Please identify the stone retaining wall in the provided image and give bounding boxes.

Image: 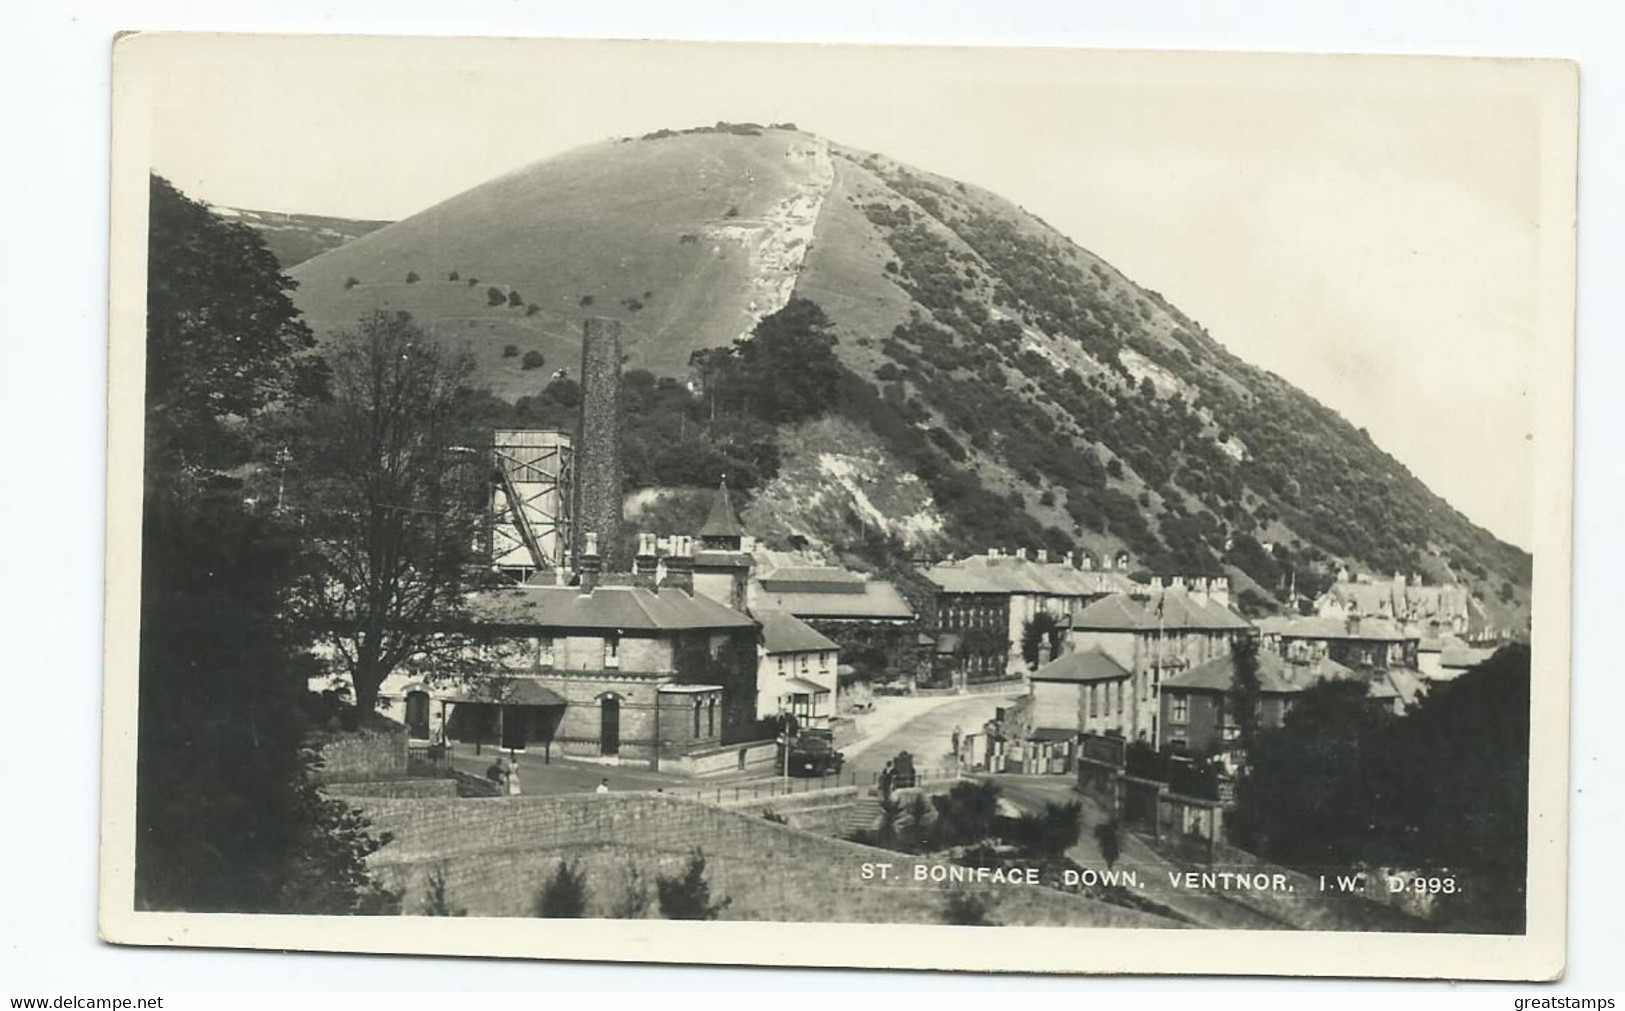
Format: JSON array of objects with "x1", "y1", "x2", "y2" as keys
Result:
[{"x1": 356, "y1": 792, "x2": 1175, "y2": 928}]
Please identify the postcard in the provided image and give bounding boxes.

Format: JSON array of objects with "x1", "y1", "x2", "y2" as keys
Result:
[{"x1": 101, "y1": 32, "x2": 1576, "y2": 979}]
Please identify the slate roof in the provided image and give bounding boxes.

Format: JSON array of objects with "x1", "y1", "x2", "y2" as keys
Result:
[
  {"x1": 1320, "y1": 578, "x2": 1471, "y2": 619},
  {"x1": 920, "y1": 556, "x2": 1139, "y2": 597},
  {"x1": 1071, "y1": 590, "x2": 1252, "y2": 633},
  {"x1": 699, "y1": 480, "x2": 746, "y2": 540},
  {"x1": 754, "y1": 609, "x2": 840, "y2": 654},
  {"x1": 1029, "y1": 647, "x2": 1133, "y2": 683},
  {"x1": 1164, "y1": 650, "x2": 1358, "y2": 694},
  {"x1": 757, "y1": 566, "x2": 867, "y2": 594},
  {"x1": 1267, "y1": 614, "x2": 1416, "y2": 642},
  {"x1": 469, "y1": 584, "x2": 757, "y2": 632},
  {"x1": 750, "y1": 575, "x2": 915, "y2": 621}
]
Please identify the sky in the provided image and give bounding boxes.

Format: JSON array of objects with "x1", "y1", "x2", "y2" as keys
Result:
[{"x1": 132, "y1": 34, "x2": 1554, "y2": 549}]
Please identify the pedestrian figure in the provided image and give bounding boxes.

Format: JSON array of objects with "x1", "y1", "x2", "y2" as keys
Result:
[
  {"x1": 506, "y1": 761, "x2": 523, "y2": 796},
  {"x1": 595, "y1": 777, "x2": 611, "y2": 795},
  {"x1": 486, "y1": 758, "x2": 508, "y2": 788},
  {"x1": 879, "y1": 760, "x2": 895, "y2": 798},
  {"x1": 951, "y1": 724, "x2": 963, "y2": 759}
]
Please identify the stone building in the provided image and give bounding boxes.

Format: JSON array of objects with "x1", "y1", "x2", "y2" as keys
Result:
[
  {"x1": 1314, "y1": 570, "x2": 1487, "y2": 640},
  {"x1": 918, "y1": 548, "x2": 1142, "y2": 681},
  {"x1": 1257, "y1": 613, "x2": 1421, "y2": 672},
  {"x1": 1026, "y1": 647, "x2": 1134, "y2": 739},
  {"x1": 752, "y1": 608, "x2": 840, "y2": 727},
  {"x1": 1065, "y1": 585, "x2": 1253, "y2": 744},
  {"x1": 362, "y1": 536, "x2": 762, "y2": 769}
]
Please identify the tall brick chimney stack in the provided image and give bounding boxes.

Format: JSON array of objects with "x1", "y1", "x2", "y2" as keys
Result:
[{"x1": 575, "y1": 318, "x2": 625, "y2": 571}]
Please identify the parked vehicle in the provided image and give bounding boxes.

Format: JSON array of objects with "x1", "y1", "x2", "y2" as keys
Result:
[{"x1": 780, "y1": 728, "x2": 845, "y2": 777}]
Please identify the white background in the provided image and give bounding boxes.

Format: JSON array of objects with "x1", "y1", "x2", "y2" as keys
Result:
[{"x1": 2, "y1": 0, "x2": 1618, "y2": 993}]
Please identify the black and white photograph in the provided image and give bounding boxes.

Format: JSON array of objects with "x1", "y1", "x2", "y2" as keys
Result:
[{"x1": 99, "y1": 33, "x2": 1576, "y2": 978}]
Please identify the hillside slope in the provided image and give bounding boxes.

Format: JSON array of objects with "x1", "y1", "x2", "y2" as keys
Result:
[
  {"x1": 286, "y1": 124, "x2": 1531, "y2": 619},
  {"x1": 214, "y1": 206, "x2": 391, "y2": 268}
]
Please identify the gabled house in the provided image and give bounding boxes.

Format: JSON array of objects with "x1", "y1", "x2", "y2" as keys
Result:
[
  {"x1": 918, "y1": 548, "x2": 1140, "y2": 680},
  {"x1": 1027, "y1": 647, "x2": 1134, "y2": 739},
  {"x1": 753, "y1": 608, "x2": 841, "y2": 727},
  {"x1": 1066, "y1": 586, "x2": 1254, "y2": 744}
]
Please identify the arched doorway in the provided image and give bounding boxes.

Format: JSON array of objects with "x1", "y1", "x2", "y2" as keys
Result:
[{"x1": 599, "y1": 695, "x2": 620, "y2": 756}]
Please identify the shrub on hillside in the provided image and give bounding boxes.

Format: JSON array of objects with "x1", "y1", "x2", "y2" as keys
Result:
[
  {"x1": 521, "y1": 351, "x2": 545, "y2": 371},
  {"x1": 534, "y1": 858, "x2": 588, "y2": 918},
  {"x1": 579, "y1": 295, "x2": 595, "y2": 307},
  {"x1": 656, "y1": 848, "x2": 730, "y2": 920},
  {"x1": 448, "y1": 270, "x2": 460, "y2": 281},
  {"x1": 525, "y1": 303, "x2": 540, "y2": 317},
  {"x1": 508, "y1": 289, "x2": 524, "y2": 308},
  {"x1": 501, "y1": 345, "x2": 519, "y2": 359},
  {"x1": 405, "y1": 271, "x2": 419, "y2": 284},
  {"x1": 343, "y1": 277, "x2": 359, "y2": 290},
  {"x1": 486, "y1": 286, "x2": 505, "y2": 307}
]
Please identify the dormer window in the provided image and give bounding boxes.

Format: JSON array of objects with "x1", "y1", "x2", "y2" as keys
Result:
[{"x1": 604, "y1": 634, "x2": 621, "y2": 669}]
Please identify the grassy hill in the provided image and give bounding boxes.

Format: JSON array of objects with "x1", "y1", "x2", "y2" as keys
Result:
[
  {"x1": 285, "y1": 124, "x2": 1532, "y2": 620},
  {"x1": 214, "y1": 206, "x2": 391, "y2": 268}
]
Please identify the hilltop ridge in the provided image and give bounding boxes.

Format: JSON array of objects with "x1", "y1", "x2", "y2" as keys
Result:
[{"x1": 285, "y1": 123, "x2": 1531, "y2": 625}]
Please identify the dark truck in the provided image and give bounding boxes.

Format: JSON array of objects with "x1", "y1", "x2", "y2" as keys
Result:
[{"x1": 779, "y1": 727, "x2": 845, "y2": 778}]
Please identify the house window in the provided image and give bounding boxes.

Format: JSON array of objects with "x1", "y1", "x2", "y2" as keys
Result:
[
  {"x1": 777, "y1": 656, "x2": 785, "y2": 674},
  {"x1": 1089, "y1": 684, "x2": 1098, "y2": 717},
  {"x1": 1116, "y1": 681, "x2": 1125, "y2": 716},
  {"x1": 693, "y1": 699, "x2": 702, "y2": 737},
  {"x1": 1170, "y1": 693, "x2": 1189, "y2": 725},
  {"x1": 604, "y1": 634, "x2": 620, "y2": 669},
  {"x1": 707, "y1": 697, "x2": 717, "y2": 736},
  {"x1": 538, "y1": 637, "x2": 555, "y2": 668}
]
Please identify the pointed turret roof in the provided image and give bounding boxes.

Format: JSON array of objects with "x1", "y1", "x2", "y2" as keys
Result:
[{"x1": 699, "y1": 478, "x2": 746, "y2": 541}]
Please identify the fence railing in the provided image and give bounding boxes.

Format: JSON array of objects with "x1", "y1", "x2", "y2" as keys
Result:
[{"x1": 681, "y1": 765, "x2": 964, "y2": 806}]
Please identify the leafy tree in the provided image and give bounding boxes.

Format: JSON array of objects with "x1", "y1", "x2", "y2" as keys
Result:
[
  {"x1": 502, "y1": 344, "x2": 520, "y2": 358},
  {"x1": 418, "y1": 864, "x2": 466, "y2": 916},
  {"x1": 1020, "y1": 611, "x2": 1065, "y2": 668},
  {"x1": 657, "y1": 848, "x2": 731, "y2": 920},
  {"x1": 448, "y1": 270, "x2": 460, "y2": 281},
  {"x1": 137, "y1": 174, "x2": 392, "y2": 914},
  {"x1": 1234, "y1": 679, "x2": 1393, "y2": 868},
  {"x1": 284, "y1": 311, "x2": 486, "y2": 717},
  {"x1": 486, "y1": 286, "x2": 505, "y2": 306},
  {"x1": 1381, "y1": 645, "x2": 1531, "y2": 932},
  {"x1": 405, "y1": 271, "x2": 419, "y2": 284},
  {"x1": 144, "y1": 174, "x2": 324, "y2": 478},
  {"x1": 508, "y1": 289, "x2": 524, "y2": 307},
  {"x1": 534, "y1": 858, "x2": 590, "y2": 917},
  {"x1": 579, "y1": 294, "x2": 595, "y2": 307},
  {"x1": 725, "y1": 297, "x2": 842, "y2": 424},
  {"x1": 931, "y1": 779, "x2": 1002, "y2": 847},
  {"x1": 525, "y1": 303, "x2": 540, "y2": 317},
  {"x1": 1226, "y1": 635, "x2": 1264, "y2": 759},
  {"x1": 521, "y1": 350, "x2": 546, "y2": 371}
]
